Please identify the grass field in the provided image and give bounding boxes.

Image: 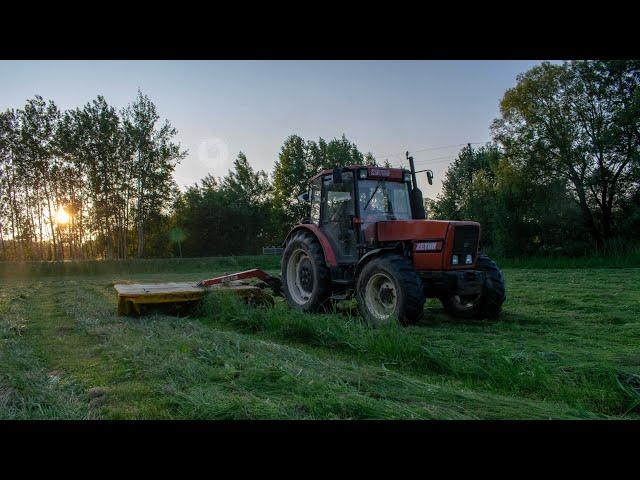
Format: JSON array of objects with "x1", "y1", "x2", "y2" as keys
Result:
[{"x1": 1, "y1": 256, "x2": 639, "y2": 419}]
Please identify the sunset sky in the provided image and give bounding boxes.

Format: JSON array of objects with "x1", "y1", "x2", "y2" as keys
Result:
[{"x1": 0, "y1": 60, "x2": 545, "y2": 195}]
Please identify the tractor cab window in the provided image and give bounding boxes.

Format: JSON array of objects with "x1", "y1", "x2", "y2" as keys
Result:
[
  {"x1": 320, "y1": 171, "x2": 356, "y2": 260},
  {"x1": 358, "y1": 179, "x2": 412, "y2": 221}
]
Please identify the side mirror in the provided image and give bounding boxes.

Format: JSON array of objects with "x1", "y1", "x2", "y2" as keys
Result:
[
  {"x1": 297, "y1": 192, "x2": 310, "y2": 202},
  {"x1": 426, "y1": 170, "x2": 433, "y2": 185},
  {"x1": 332, "y1": 168, "x2": 343, "y2": 184}
]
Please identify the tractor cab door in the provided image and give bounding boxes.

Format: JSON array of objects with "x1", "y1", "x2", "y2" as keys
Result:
[{"x1": 320, "y1": 171, "x2": 357, "y2": 262}]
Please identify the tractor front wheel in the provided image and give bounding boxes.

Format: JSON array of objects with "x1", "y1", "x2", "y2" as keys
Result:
[
  {"x1": 441, "y1": 254, "x2": 506, "y2": 319},
  {"x1": 281, "y1": 230, "x2": 331, "y2": 312},
  {"x1": 356, "y1": 254, "x2": 425, "y2": 326}
]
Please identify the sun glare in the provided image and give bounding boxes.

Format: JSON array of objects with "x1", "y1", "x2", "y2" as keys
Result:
[{"x1": 55, "y1": 206, "x2": 70, "y2": 225}]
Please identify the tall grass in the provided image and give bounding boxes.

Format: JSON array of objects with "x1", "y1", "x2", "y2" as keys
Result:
[
  {"x1": 197, "y1": 291, "x2": 637, "y2": 416},
  {"x1": 198, "y1": 293, "x2": 455, "y2": 374}
]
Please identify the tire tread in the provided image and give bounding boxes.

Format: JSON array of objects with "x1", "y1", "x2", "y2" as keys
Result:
[
  {"x1": 357, "y1": 253, "x2": 425, "y2": 325},
  {"x1": 281, "y1": 230, "x2": 331, "y2": 312}
]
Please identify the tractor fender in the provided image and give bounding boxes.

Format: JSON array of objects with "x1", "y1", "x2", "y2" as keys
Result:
[
  {"x1": 353, "y1": 247, "x2": 400, "y2": 280},
  {"x1": 283, "y1": 224, "x2": 338, "y2": 267}
]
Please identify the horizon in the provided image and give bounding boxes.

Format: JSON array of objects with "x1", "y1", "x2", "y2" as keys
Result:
[{"x1": 0, "y1": 60, "x2": 547, "y2": 196}]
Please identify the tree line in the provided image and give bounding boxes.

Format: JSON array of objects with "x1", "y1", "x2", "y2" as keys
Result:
[
  {"x1": 0, "y1": 89, "x2": 379, "y2": 260},
  {"x1": 172, "y1": 135, "x2": 379, "y2": 257},
  {"x1": 0, "y1": 91, "x2": 186, "y2": 260},
  {"x1": 1, "y1": 60, "x2": 638, "y2": 261},
  {"x1": 429, "y1": 60, "x2": 640, "y2": 256}
]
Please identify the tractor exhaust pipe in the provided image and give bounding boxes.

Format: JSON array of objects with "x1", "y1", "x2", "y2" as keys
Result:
[
  {"x1": 407, "y1": 151, "x2": 419, "y2": 191},
  {"x1": 406, "y1": 151, "x2": 426, "y2": 220}
]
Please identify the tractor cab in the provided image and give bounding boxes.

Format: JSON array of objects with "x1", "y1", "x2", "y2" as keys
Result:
[{"x1": 305, "y1": 165, "x2": 417, "y2": 263}]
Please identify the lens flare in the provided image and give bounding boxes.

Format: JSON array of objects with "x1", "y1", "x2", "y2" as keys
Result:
[{"x1": 55, "y1": 206, "x2": 70, "y2": 225}]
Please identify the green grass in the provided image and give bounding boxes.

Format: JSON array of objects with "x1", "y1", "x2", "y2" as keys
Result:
[
  {"x1": 1, "y1": 256, "x2": 639, "y2": 419},
  {"x1": 3, "y1": 248, "x2": 638, "y2": 278},
  {"x1": 496, "y1": 251, "x2": 640, "y2": 269},
  {"x1": 0, "y1": 255, "x2": 282, "y2": 278}
]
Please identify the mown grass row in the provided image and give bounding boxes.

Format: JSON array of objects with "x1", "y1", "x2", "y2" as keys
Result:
[
  {"x1": 0, "y1": 288, "x2": 87, "y2": 419},
  {"x1": 3, "y1": 276, "x2": 584, "y2": 419},
  {"x1": 2, "y1": 263, "x2": 638, "y2": 419},
  {"x1": 197, "y1": 288, "x2": 640, "y2": 417}
]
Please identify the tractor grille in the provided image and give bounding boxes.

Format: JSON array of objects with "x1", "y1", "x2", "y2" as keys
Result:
[{"x1": 452, "y1": 225, "x2": 479, "y2": 255}]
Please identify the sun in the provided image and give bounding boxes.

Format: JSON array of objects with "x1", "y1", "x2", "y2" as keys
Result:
[{"x1": 55, "y1": 206, "x2": 70, "y2": 225}]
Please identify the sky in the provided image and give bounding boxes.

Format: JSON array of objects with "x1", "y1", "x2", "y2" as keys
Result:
[{"x1": 0, "y1": 60, "x2": 544, "y2": 196}]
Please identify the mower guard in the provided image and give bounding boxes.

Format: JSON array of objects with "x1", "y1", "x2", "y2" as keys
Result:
[{"x1": 114, "y1": 268, "x2": 281, "y2": 316}]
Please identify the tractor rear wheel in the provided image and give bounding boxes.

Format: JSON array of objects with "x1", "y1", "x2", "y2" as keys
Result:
[
  {"x1": 441, "y1": 254, "x2": 506, "y2": 319},
  {"x1": 356, "y1": 254, "x2": 425, "y2": 326},
  {"x1": 281, "y1": 230, "x2": 331, "y2": 312}
]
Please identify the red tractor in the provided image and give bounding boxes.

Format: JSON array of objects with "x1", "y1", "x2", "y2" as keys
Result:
[{"x1": 280, "y1": 154, "x2": 505, "y2": 325}]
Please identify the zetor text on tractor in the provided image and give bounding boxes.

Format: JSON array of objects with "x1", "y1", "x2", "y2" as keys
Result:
[{"x1": 280, "y1": 153, "x2": 506, "y2": 325}]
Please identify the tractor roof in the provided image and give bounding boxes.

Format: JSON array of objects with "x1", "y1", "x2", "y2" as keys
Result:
[{"x1": 309, "y1": 165, "x2": 408, "y2": 183}]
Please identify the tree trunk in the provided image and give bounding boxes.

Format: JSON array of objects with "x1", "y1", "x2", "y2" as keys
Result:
[
  {"x1": 42, "y1": 182, "x2": 58, "y2": 261},
  {"x1": 137, "y1": 221, "x2": 144, "y2": 258},
  {"x1": 575, "y1": 183, "x2": 603, "y2": 250},
  {"x1": 601, "y1": 201, "x2": 613, "y2": 242},
  {"x1": 8, "y1": 185, "x2": 19, "y2": 259}
]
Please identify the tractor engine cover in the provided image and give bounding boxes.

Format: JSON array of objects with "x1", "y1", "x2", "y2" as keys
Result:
[{"x1": 375, "y1": 220, "x2": 480, "y2": 271}]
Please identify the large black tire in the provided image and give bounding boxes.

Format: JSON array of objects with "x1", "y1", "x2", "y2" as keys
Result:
[
  {"x1": 281, "y1": 230, "x2": 331, "y2": 312},
  {"x1": 356, "y1": 254, "x2": 425, "y2": 326},
  {"x1": 441, "y1": 254, "x2": 506, "y2": 319}
]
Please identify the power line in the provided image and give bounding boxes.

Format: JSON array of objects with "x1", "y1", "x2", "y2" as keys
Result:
[
  {"x1": 413, "y1": 154, "x2": 458, "y2": 164},
  {"x1": 410, "y1": 142, "x2": 483, "y2": 154},
  {"x1": 370, "y1": 141, "x2": 485, "y2": 166}
]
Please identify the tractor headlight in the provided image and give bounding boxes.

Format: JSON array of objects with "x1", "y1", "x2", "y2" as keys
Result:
[
  {"x1": 452, "y1": 255, "x2": 459, "y2": 265},
  {"x1": 465, "y1": 254, "x2": 473, "y2": 265},
  {"x1": 359, "y1": 168, "x2": 368, "y2": 179},
  {"x1": 403, "y1": 172, "x2": 411, "y2": 183}
]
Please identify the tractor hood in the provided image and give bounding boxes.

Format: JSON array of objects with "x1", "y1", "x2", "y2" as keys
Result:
[
  {"x1": 376, "y1": 220, "x2": 451, "y2": 242},
  {"x1": 374, "y1": 219, "x2": 481, "y2": 270}
]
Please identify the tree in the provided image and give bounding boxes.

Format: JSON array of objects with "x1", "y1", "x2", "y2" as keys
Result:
[
  {"x1": 13, "y1": 97, "x2": 63, "y2": 260},
  {"x1": 430, "y1": 144, "x2": 585, "y2": 257},
  {"x1": 221, "y1": 152, "x2": 279, "y2": 251},
  {"x1": 0, "y1": 109, "x2": 19, "y2": 259},
  {"x1": 272, "y1": 134, "x2": 377, "y2": 232},
  {"x1": 122, "y1": 91, "x2": 186, "y2": 258},
  {"x1": 61, "y1": 96, "x2": 125, "y2": 259},
  {"x1": 172, "y1": 177, "x2": 229, "y2": 257},
  {"x1": 492, "y1": 61, "x2": 640, "y2": 249},
  {"x1": 0, "y1": 92, "x2": 186, "y2": 260},
  {"x1": 272, "y1": 135, "x2": 308, "y2": 227},
  {"x1": 221, "y1": 151, "x2": 271, "y2": 206}
]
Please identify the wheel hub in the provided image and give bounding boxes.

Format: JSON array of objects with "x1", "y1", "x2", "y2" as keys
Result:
[
  {"x1": 379, "y1": 284, "x2": 395, "y2": 304},
  {"x1": 286, "y1": 249, "x2": 315, "y2": 305},
  {"x1": 299, "y1": 259, "x2": 313, "y2": 291},
  {"x1": 363, "y1": 272, "x2": 398, "y2": 323}
]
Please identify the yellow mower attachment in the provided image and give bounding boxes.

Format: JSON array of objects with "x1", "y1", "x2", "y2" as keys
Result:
[{"x1": 114, "y1": 269, "x2": 280, "y2": 316}]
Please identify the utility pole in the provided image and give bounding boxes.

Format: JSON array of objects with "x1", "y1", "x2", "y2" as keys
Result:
[{"x1": 467, "y1": 143, "x2": 474, "y2": 217}]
